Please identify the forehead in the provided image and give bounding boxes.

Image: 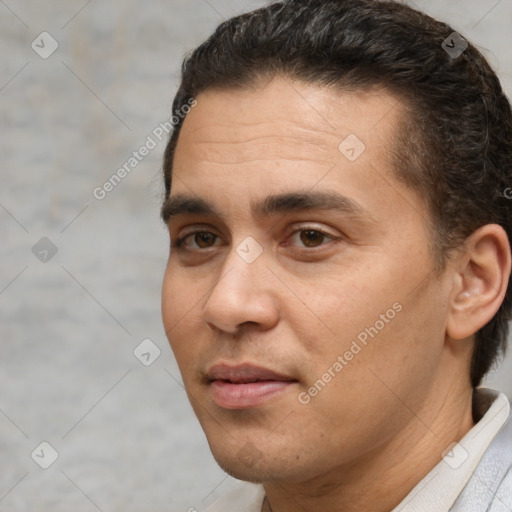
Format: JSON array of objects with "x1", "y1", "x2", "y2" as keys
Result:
[
  {"x1": 180, "y1": 77, "x2": 403, "y2": 147},
  {"x1": 169, "y1": 77, "x2": 427, "y2": 228},
  {"x1": 175, "y1": 78, "x2": 403, "y2": 166}
]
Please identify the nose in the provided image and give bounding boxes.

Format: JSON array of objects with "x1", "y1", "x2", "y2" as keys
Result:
[{"x1": 202, "y1": 247, "x2": 279, "y2": 335}]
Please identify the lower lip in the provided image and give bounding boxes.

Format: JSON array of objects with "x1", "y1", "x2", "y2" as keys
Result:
[{"x1": 209, "y1": 380, "x2": 295, "y2": 409}]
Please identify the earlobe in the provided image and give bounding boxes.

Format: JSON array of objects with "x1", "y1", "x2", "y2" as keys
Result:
[{"x1": 446, "y1": 224, "x2": 511, "y2": 341}]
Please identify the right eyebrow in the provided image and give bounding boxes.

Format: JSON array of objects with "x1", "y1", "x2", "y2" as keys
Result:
[{"x1": 161, "y1": 194, "x2": 226, "y2": 223}]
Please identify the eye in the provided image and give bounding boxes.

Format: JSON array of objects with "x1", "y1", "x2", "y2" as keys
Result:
[
  {"x1": 171, "y1": 226, "x2": 339, "y2": 253},
  {"x1": 287, "y1": 227, "x2": 338, "y2": 248},
  {"x1": 172, "y1": 231, "x2": 220, "y2": 250}
]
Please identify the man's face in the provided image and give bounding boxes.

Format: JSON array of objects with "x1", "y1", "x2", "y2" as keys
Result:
[{"x1": 161, "y1": 77, "x2": 454, "y2": 483}]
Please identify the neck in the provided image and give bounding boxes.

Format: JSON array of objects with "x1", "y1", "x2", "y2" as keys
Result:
[{"x1": 262, "y1": 384, "x2": 474, "y2": 512}]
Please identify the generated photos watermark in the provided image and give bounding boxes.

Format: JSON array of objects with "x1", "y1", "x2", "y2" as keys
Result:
[
  {"x1": 92, "y1": 97, "x2": 197, "y2": 200},
  {"x1": 298, "y1": 301, "x2": 403, "y2": 404}
]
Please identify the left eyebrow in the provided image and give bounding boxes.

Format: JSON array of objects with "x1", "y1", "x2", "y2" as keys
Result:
[{"x1": 161, "y1": 190, "x2": 376, "y2": 224}]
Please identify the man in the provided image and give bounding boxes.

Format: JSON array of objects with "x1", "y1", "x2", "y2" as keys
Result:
[{"x1": 160, "y1": 1, "x2": 512, "y2": 510}]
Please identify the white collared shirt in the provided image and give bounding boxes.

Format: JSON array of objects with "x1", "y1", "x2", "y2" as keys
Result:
[{"x1": 203, "y1": 388, "x2": 511, "y2": 512}]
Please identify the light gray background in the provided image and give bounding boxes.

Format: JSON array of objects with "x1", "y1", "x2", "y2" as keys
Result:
[{"x1": 1, "y1": 1, "x2": 511, "y2": 511}]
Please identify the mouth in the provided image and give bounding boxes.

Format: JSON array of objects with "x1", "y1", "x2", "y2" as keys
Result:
[{"x1": 206, "y1": 363, "x2": 298, "y2": 409}]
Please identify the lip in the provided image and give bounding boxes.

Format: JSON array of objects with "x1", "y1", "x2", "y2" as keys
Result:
[{"x1": 206, "y1": 363, "x2": 298, "y2": 409}]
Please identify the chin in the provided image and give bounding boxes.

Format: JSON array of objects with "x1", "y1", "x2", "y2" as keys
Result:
[
  {"x1": 215, "y1": 459, "x2": 267, "y2": 483},
  {"x1": 209, "y1": 442, "x2": 306, "y2": 484},
  {"x1": 208, "y1": 440, "x2": 265, "y2": 480}
]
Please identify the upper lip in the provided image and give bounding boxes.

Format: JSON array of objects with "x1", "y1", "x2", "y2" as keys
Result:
[{"x1": 207, "y1": 363, "x2": 297, "y2": 383}]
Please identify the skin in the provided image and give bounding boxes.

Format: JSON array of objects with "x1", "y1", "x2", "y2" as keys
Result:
[{"x1": 161, "y1": 76, "x2": 511, "y2": 512}]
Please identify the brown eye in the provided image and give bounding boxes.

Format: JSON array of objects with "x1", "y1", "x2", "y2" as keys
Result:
[
  {"x1": 172, "y1": 230, "x2": 220, "y2": 250},
  {"x1": 299, "y1": 230, "x2": 327, "y2": 247},
  {"x1": 194, "y1": 232, "x2": 217, "y2": 248}
]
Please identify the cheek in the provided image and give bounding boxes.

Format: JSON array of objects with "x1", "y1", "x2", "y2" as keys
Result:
[
  {"x1": 161, "y1": 265, "x2": 202, "y2": 352},
  {"x1": 162, "y1": 272, "x2": 205, "y2": 393},
  {"x1": 161, "y1": 267, "x2": 179, "y2": 335},
  {"x1": 288, "y1": 253, "x2": 437, "y2": 384},
  {"x1": 285, "y1": 262, "x2": 399, "y2": 351}
]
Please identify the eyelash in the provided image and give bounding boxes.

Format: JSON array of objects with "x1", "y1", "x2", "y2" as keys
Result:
[{"x1": 171, "y1": 226, "x2": 339, "y2": 251}]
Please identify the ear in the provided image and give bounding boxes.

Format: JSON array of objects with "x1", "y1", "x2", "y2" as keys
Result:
[{"x1": 446, "y1": 224, "x2": 511, "y2": 341}]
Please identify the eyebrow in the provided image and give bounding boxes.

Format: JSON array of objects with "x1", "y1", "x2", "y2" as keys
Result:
[{"x1": 161, "y1": 190, "x2": 375, "y2": 225}]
